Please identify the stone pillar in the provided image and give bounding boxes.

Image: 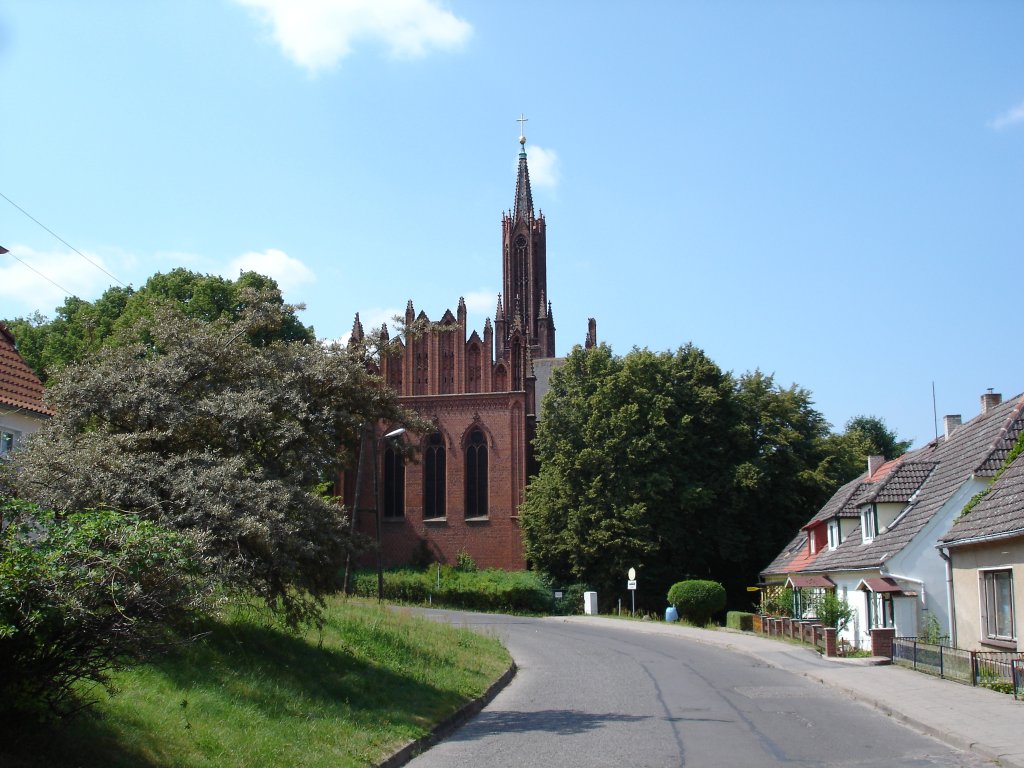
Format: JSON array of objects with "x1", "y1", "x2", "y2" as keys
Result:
[
  {"x1": 870, "y1": 627, "x2": 896, "y2": 659},
  {"x1": 824, "y1": 627, "x2": 838, "y2": 657}
]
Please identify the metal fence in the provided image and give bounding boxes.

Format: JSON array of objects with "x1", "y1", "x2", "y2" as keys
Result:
[{"x1": 893, "y1": 638, "x2": 1024, "y2": 699}]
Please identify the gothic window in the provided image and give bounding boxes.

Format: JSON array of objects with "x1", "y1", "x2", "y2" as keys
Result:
[
  {"x1": 423, "y1": 432, "x2": 446, "y2": 519},
  {"x1": 382, "y1": 441, "x2": 405, "y2": 519},
  {"x1": 467, "y1": 343, "x2": 482, "y2": 393},
  {"x1": 494, "y1": 363, "x2": 508, "y2": 392},
  {"x1": 440, "y1": 329, "x2": 455, "y2": 394},
  {"x1": 465, "y1": 429, "x2": 488, "y2": 519},
  {"x1": 414, "y1": 339, "x2": 428, "y2": 395},
  {"x1": 386, "y1": 347, "x2": 403, "y2": 390}
]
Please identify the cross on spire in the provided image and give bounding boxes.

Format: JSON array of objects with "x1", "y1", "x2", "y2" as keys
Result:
[{"x1": 517, "y1": 113, "x2": 528, "y2": 144}]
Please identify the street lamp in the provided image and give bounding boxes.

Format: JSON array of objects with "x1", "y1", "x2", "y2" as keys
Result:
[
  {"x1": 374, "y1": 427, "x2": 406, "y2": 602},
  {"x1": 342, "y1": 424, "x2": 406, "y2": 599}
]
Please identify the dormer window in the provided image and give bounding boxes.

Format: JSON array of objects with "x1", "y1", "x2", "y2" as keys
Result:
[
  {"x1": 827, "y1": 520, "x2": 840, "y2": 550},
  {"x1": 861, "y1": 504, "x2": 878, "y2": 544}
]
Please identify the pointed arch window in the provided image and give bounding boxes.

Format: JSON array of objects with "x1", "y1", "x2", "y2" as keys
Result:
[
  {"x1": 465, "y1": 429, "x2": 488, "y2": 519},
  {"x1": 423, "y1": 432, "x2": 446, "y2": 519},
  {"x1": 382, "y1": 440, "x2": 405, "y2": 519}
]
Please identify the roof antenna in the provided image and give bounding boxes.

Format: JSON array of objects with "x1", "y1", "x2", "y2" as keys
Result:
[{"x1": 932, "y1": 381, "x2": 938, "y2": 443}]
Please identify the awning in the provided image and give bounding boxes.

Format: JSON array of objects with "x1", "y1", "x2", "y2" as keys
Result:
[
  {"x1": 857, "y1": 577, "x2": 904, "y2": 593},
  {"x1": 785, "y1": 574, "x2": 834, "y2": 589}
]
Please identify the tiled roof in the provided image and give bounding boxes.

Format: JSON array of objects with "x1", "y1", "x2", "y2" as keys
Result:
[
  {"x1": 940, "y1": 450, "x2": 1024, "y2": 546},
  {"x1": 0, "y1": 324, "x2": 52, "y2": 417},
  {"x1": 764, "y1": 392, "x2": 1024, "y2": 576},
  {"x1": 869, "y1": 461, "x2": 938, "y2": 503}
]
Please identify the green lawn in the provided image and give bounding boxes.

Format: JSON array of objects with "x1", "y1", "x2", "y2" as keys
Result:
[{"x1": 1, "y1": 598, "x2": 511, "y2": 768}]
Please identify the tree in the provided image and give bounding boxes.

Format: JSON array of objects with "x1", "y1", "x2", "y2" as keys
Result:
[
  {"x1": 728, "y1": 371, "x2": 841, "y2": 589},
  {"x1": 521, "y1": 348, "x2": 866, "y2": 611},
  {"x1": 521, "y1": 343, "x2": 740, "y2": 608},
  {"x1": 2, "y1": 268, "x2": 312, "y2": 382},
  {"x1": 9, "y1": 294, "x2": 413, "y2": 626},
  {"x1": 821, "y1": 414, "x2": 913, "y2": 486}
]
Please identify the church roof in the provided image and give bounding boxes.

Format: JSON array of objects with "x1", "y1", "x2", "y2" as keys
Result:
[{"x1": 513, "y1": 139, "x2": 534, "y2": 224}]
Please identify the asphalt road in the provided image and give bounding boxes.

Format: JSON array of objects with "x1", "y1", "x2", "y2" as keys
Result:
[{"x1": 406, "y1": 611, "x2": 994, "y2": 768}]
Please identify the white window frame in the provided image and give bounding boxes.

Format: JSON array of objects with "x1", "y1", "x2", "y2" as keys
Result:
[
  {"x1": 827, "y1": 519, "x2": 840, "y2": 550},
  {"x1": 861, "y1": 504, "x2": 877, "y2": 544},
  {"x1": 979, "y1": 568, "x2": 1015, "y2": 647}
]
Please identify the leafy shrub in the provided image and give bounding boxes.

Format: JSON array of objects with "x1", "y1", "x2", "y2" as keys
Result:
[
  {"x1": 0, "y1": 501, "x2": 212, "y2": 717},
  {"x1": 816, "y1": 591, "x2": 854, "y2": 632},
  {"x1": 726, "y1": 611, "x2": 754, "y2": 631},
  {"x1": 550, "y1": 582, "x2": 592, "y2": 616},
  {"x1": 762, "y1": 585, "x2": 794, "y2": 617},
  {"x1": 350, "y1": 567, "x2": 551, "y2": 613},
  {"x1": 667, "y1": 580, "x2": 727, "y2": 625},
  {"x1": 455, "y1": 549, "x2": 477, "y2": 572}
]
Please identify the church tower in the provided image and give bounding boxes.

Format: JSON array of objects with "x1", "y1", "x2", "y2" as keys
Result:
[{"x1": 501, "y1": 121, "x2": 556, "y2": 360}]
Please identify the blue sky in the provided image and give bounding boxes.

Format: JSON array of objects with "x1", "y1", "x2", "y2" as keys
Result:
[{"x1": 1, "y1": 1, "x2": 1022, "y2": 449}]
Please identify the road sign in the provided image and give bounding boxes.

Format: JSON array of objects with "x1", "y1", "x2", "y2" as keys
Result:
[
  {"x1": 627, "y1": 580, "x2": 637, "y2": 590},
  {"x1": 628, "y1": 567, "x2": 636, "y2": 580}
]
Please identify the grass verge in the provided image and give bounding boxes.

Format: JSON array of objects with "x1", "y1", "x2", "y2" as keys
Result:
[{"x1": 0, "y1": 597, "x2": 510, "y2": 768}]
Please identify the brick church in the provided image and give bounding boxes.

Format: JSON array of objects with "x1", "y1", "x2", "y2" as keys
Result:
[{"x1": 346, "y1": 127, "x2": 595, "y2": 570}]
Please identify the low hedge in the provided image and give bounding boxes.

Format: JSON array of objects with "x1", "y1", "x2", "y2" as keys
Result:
[
  {"x1": 349, "y1": 567, "x2": 552, "y2": 613},
  {"x1": 726, "y1": 611, "x2": 754, "y2": 631}
]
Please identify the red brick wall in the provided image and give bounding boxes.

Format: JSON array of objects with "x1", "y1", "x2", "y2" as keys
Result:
[{"x1": 348, "y1": 391, "x2": 529, "y2": 571}]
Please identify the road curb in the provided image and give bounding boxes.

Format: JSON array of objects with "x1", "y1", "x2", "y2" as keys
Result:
[{"x1": 377, "y1": 661, "x2": 518, "y2": 768}]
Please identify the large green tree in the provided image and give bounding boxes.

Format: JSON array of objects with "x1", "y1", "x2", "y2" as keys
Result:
[
  {"x1": 521, "y1": 346, "x2": 907, "y2": 610},
  {"x1": 9, "y1": 293, "x2": 410, "y2": 626},
  {"x1": 3, "y1": 268, "x2": 312, "y2": 383},
  {"x1": 521, "y1": 344, "x2": 741, "y2": 607}
]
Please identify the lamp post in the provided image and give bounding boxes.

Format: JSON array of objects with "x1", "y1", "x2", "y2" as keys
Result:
[{"x1": 374, "y1": 427, "x2": 406, "y2": 602}]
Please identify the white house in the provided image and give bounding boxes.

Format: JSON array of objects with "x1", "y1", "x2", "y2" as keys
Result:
[{"x1": 762, "y1": 391, "x2": 1024, "y2": 649}]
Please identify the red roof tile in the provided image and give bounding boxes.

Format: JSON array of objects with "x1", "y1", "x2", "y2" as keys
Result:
[{"x1": 0, "y1": 324, "x2": 53, "y2": 417}]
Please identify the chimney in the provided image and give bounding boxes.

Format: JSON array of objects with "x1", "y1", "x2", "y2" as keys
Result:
[
  {"x1": 943, "y1": 414, "x2": 962, "y2": 439},
  {"x1": 980, "y1": 390, "x2": 1002, "y2": 414},
  {"x1": 867, "y1": 455, "x2": 886, "y2": 478}
]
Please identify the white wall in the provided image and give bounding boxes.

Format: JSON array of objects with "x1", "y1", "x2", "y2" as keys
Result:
[{"x1": 885, "y1": 477, "x2": 988, "y2": 640}]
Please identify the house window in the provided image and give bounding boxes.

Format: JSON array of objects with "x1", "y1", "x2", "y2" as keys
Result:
[
  {"x1": 981, "y1": 569, "x2": 1015, "y2": 644},
  {"x1": 827, "y1": 520, "x2": 840, "y2": 550},
  {"x1": 0, "y1": 429, "x2": 18, "y2": 455},
  {"x1": 382, "y1": 442, "x2": 405, "y2": 519},
  {"x1": 423, "y1": 432, "x2": 446, "y2": 519},
  {"x1": 861, "y1": 504, "x2": 877, "y2": 543},
  {"x1": 867, "y1": 591, "x2": 894, "y2": 629},
  {"x1": 465, "y1": 429, "x2": 488, "y2": 519}
]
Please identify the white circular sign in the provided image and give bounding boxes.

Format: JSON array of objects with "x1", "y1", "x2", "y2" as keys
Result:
[{"x1": 628, "y1": 567, "x2": 636, "y2": 581}]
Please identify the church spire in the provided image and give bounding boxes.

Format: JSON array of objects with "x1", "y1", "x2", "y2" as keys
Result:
[{"x1": 513, "y1": 115, "x2": 534, "y2": 224}]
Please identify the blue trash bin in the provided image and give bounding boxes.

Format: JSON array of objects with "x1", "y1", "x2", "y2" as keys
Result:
[{"x1": 665, "y1": 606, "x2": 678, "y2": 622}]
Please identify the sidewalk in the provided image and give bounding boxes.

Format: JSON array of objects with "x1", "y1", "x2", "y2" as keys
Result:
[{"x1": 563, "y1": 616, "x2": 1024, "y2": 768}]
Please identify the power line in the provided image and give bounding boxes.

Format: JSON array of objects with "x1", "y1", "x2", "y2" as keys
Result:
[
  {"x1": 0, "y1": 189, "x2": 128, "y2": 288},
  {"x1": 2, "y1": 248, "x2": 74, "y2": 297}
]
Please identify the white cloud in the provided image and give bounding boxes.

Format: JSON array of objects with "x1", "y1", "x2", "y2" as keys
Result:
[
  {"x1": 227, "y1": 248, "x2": 316, "y2": 298},
  {"x1": 0, "y1": 244, "x2": 119, "y2": 317},
  {"x1": 522, "y1": 144, "x2": 560, "y2": 189},
  {"x1": 234, "y1": 0, "x2": 472, "y2": 73},
  {"x1": 462, "y1": 289, "x2": 496, "y2": 316},
  {"x1": 990, "y1": 100, "x2": 1024, "y2": 130}
]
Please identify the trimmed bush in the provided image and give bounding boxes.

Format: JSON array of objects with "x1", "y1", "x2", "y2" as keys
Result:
[
  {"x1": 350, "y1": 567, "x2": 551, "y2": 613},
  {"x1": 726, "y1": 611, "x2": 754, "y2": 631},
  {"x1": 667, "y1": 580, "x2": 727, "y2": 625}
]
